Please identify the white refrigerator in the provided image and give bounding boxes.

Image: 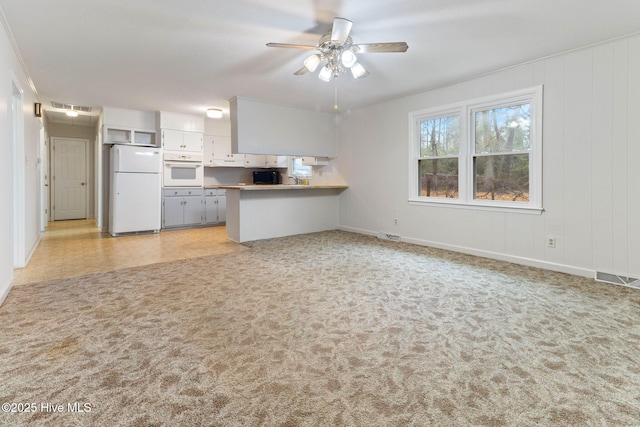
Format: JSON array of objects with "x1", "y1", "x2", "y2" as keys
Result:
[{"x1": 109, "y1": 144, "x2": 162, "y2": 236}]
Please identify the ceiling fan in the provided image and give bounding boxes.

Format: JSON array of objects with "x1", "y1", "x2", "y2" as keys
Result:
[{"x1": 266, "y1": 17, "x2": 408, "y2": 82}]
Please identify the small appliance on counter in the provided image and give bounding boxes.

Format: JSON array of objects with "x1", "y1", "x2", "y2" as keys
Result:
[{"x1": 253, "y1": 169, "x2": 281, "y2": 185}]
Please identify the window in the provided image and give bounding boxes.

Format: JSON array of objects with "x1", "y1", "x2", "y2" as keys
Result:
[
  {"x1": 410, "y1": 86, "x2": 542, "y2": 212},
  {"x1": 288, "y1": 157, "x2": 312, "y2": 177},
  {"x1": 418, "y1": 111, "x2": 461, "y2": 199}
]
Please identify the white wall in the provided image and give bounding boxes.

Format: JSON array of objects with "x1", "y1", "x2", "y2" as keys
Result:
[
  {"x1": 1, "y1": 12, "x2": 41, "y2": 303},
  {"x1": 337, "y1": 34, "x2": 640, "y2": 280}
]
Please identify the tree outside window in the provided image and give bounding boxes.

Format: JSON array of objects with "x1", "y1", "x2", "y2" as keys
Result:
[{"x1": 410, "y1": 86, "x2": 542, "y2": 211}]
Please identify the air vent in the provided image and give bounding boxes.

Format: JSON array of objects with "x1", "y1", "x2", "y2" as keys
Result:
[
  {"x1": 595, "y1": 272, "x2": 640, "y2": 289},
  {"x1": 377, "y1": 232, "x2": 401, "y2": 242},
  {"x1": 50, "y1": 101, "x2": 92, "y2": 113}
]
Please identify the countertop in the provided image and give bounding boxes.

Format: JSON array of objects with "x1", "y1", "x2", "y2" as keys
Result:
[{"x1": 205, "y1": 184, "x2": 348, "y2": 191}]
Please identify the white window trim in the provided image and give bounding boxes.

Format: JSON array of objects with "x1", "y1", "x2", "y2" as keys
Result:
[{"x1": 408, "y1": 85, "x2": 543, "y2": 214}]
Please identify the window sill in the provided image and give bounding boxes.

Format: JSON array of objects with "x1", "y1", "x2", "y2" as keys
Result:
[{"x1": 408, "y1": 198, "x2": 544, "y2": 215}]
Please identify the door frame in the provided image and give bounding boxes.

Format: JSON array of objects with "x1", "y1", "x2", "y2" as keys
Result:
[
  {"x1": 50, "y1": 137, "x2": 90, "y2": 220},
  {"x1": 11, "y1": 76, "x2": 25, "y2": 268},
  {"x1": 39, "y1": 123, "x2": 47, "y2": 231}
]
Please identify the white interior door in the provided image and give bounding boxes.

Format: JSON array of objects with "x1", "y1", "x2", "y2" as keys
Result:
[{"x1": 53, "y1": 138, "x2": 87, "y2": 220}]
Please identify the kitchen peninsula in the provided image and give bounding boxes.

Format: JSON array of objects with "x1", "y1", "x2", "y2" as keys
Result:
[{"x1": 217, "y1": 184, "x2": 348, "y2": 242}]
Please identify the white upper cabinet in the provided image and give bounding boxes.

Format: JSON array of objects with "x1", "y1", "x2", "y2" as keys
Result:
[
  {"x1": 244, "y1": 154, "x2": 266, "y2": 168},
  {"x1": 301, "y1": 156, "x2": 329, "y2": 166},
  {"x1": 183, "y1": 131, "x2": 203, "y2": 151},
  {"x1": 266, "y1": 155, "x2": 288, "y2": 168},
  {"x1": 162, "y1": 129, "x2": 202, "y2": 152},
  {"x1": 103, "y1": 107, "x2": 156, "y2": 130},
  {"x1": 203, "y1": 134, "x2": 243, "y2": 167},
  {"x1": 101, "y1": 108, "x2": 157, "y2": 147},
  {"x1": 159, "y1": 112, "x2": 204, "y2": 153},
  {"x1": 158, "y1": 111, "x2": 205, "y2": 132}
]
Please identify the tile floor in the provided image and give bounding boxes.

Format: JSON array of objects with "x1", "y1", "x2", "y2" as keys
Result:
[{"x1": 13, "y1": 220, "x2": 247, "y2": 285}]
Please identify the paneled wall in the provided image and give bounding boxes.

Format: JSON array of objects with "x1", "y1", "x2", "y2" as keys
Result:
[
  {"x1": 337, "y1": 34, "x2": 640, "y2": 279},
  {"x1": 1, "y1": 15, "x2": 41, "y2": 303}
]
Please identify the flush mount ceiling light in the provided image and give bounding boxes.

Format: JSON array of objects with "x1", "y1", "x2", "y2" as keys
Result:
[
  {"x1": 206, "y1": 108, "x2": 223, "y2": 119},
  {"x1": 65, "y1": 107, "x2": 79, "y2": 117},
  {"x1": 267, "y1": 17, "x2": 408, "y2": 82}
]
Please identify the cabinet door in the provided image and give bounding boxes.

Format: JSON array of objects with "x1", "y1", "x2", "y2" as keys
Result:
[
  {"x1": 244, "y1": 154, "x2": 266, "y2": 168},
  {"x1": 204, "y1": 195, "x2": 218, "y2": 224},
  {"x1": 203, "y1": 135, "x2": 215, "y2": 166},
  {"x1": 183, "y1": 196, "x2": 204, "y2": 225},
  {"x1": 301, "y1": 156, "x2": 329, "y2": 165},
  {"x1": 266, "y1": 155, "x2": 288, "y2": 168},
  {"x1": 217, "y1": 194, "x2": 226, "y2": 222},
  {"x1": 163, "y1": 197, "x2": 184, "y2": 227},
  {"x1": 189, "y1": 116, "x2": 205, "y2": 133},
  {"x1": 162, "y1": 129, "x2": 184, "y2": 151},
  {"x1": 159, "y1": 112, "x2": 185, "y2": 130},
  {"x1": 211, "y1": 135, "x2": 232, "y2": 159},
  {"x1": 183, "y1": 132, "x2": 203, "y2": 152}
]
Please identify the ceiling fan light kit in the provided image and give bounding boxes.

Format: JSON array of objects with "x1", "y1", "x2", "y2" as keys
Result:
[{"x1": 267, "y1": 17, "x2": 408, "y2": 83}]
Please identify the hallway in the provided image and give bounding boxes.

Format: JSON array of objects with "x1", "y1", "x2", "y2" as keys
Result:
[{"x1": 13, "y1": 220, "x2": 246, "y2": 285}]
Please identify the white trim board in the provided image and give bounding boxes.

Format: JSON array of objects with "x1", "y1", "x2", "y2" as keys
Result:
[{"x1": 337, "y1": 225, "x2": 594, "y2": 279}]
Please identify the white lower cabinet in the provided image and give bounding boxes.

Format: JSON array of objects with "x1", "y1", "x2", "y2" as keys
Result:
[
  {"x1": 163, "y1": 188, "x2": 204, "y2": 228},
  {"x1": 205, "y1": 189, "x2": 227, "y2": 224},
  {"x1": 163, "y1": 188, "x2": 226, "y2": 228}
]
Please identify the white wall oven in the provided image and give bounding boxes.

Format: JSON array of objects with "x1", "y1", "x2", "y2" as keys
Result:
[{"x1": 163, "y1": 152, "x2": 203, "y2": 187}]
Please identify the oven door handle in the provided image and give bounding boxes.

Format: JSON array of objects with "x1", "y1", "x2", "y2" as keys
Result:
[{"x1": 164, "y1": 162, "x2": 202, "y2": 168}]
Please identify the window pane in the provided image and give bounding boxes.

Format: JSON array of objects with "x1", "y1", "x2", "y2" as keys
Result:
[
  {"x1": 419, "y1": 158, "x2": 458, "y2": 199},
  {"x1": 474, "y1": 154, "x2": 529, "y2": 202},
  {"x1": 420, "y1": 116, "x2": 460, "y2": 157},
  {"x1": 291, "y1": 157, "x2": 312, "y2": 175},
  {"x1": 475, "y1": 104, "x2": 530, "y2": 153}
]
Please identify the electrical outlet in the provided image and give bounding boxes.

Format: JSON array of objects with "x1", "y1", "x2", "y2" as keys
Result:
[
  {"x1": 394, "y1": 218, "x2": 398, "y2": 225},
  {"x1": 546, "y1": 236, "x2": 556, "y2": 248}
]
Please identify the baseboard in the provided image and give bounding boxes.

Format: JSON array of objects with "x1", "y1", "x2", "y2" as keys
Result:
[
  {"x1": 0, "y1": 281, "x2": 13, "y2": 307},
  {"x1": 24, "y1": 232, "x2": 42, "y2": 267},
  {"x1": 337, "y1": 225, "x2": 594, "y2": 279},
  {"x1": 337, "y1": 225, "x2": 378, "y2": 237}
]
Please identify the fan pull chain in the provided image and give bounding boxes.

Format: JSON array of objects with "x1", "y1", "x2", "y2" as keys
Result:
[{"x1": 334, "y1": 80, "x2": 339, "y2": 111}]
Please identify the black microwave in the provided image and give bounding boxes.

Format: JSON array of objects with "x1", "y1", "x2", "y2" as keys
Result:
[{"x1": 253, "y1": 170, "x2": 281, "y2": 185}]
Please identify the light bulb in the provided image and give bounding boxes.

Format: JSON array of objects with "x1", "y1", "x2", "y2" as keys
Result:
[
  {"x1": 318, "y1": 64, "x2": 333, "y2": 82},
  {"x1": 304, "y1": 54, "x2": 321, "y2": 72},
  {"x1": 351, "y1": 62, "x2": 368, "y2": 79},
  {"x1": 341, "y1": 50, "x2": 357, "y2": 68}
]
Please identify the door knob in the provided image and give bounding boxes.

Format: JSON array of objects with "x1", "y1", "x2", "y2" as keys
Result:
[{"x1": 81, "y1": 182, "x2": 85, "y2": 185}]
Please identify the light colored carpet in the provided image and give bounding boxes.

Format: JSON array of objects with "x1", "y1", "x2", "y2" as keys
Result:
[{"x1": 1, "y1": 230, "x2": 639, "y2": 426}]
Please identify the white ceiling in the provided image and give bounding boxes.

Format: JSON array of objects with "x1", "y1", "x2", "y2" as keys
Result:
[{"x1": 2, "y1": 0, "x2": 640, "y2": 123}]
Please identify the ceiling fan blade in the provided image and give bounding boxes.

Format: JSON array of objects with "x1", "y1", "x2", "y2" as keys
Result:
[
  {"x1": 293, "y1": 66, "x2": 310, "y2": 76},
  {"x1": 330, "y1": 17, "x2": 353, "y2": 44},
  {"x1": 354, "y1": 42, "x2": 409, "y2": 53},
  {"x1": 266, "y1": 42, "x2": 318, "y2": 50}
]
